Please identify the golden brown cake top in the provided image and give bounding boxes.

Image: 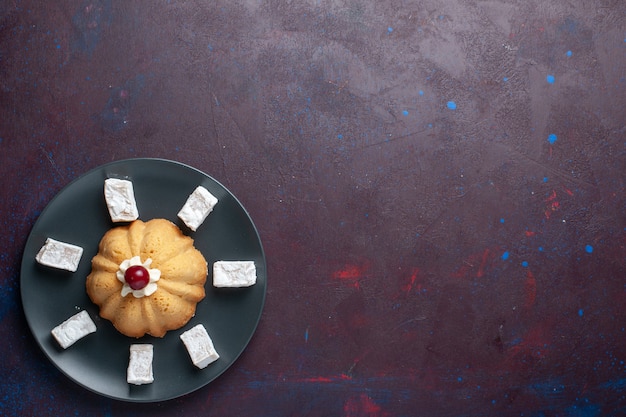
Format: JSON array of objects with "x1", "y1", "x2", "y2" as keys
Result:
[{"x1": 86, "y1": 219, "x2": 208, "y2": 338}]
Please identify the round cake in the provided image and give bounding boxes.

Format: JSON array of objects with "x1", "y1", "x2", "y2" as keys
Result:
[{"x1": 86, "y1": 218, "x2": 208, "y2": 338}]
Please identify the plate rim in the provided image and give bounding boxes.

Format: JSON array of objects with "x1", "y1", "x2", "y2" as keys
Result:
[{"x1": 19, "y1": 157, "x2": 267, "y2": 402}]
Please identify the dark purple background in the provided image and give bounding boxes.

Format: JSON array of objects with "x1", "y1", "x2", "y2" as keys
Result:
[{"x1": 1, "y1": 0, "x2": 625, "y2": 416}]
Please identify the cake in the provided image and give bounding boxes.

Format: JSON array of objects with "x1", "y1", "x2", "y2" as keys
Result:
[{"x1": 86, "y1": 218, "x2": 208, "y2": 338}]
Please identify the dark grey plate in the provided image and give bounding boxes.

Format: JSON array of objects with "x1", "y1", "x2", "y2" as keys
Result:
[{"x1": 20, "y1": 158, "x2": 266, "y2": 402}]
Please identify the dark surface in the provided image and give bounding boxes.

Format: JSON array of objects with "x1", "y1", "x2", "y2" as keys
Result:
[
  {"x1": 1, "y1": 0, "x2": 625, "y2": 416},
  {"x1": 21, "y1": 158, "x2": 266, "y2": 402}
]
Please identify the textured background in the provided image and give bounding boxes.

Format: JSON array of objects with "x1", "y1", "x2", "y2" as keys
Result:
[{"x1": 1, "y1": 0, "x2": 625, "y2": 415}]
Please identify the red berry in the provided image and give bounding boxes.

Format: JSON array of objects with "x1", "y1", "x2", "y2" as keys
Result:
[{"x1": 124, "y1": 265, "x2": 150, "y2": 290}]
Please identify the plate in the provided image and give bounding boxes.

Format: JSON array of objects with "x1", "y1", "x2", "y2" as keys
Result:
[{"x1": 20, "y1": 158, "x2": 266, "y2": 402}]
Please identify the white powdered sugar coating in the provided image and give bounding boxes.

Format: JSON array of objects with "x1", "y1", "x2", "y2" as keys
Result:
[
  {"x1": 104, "y1": 178, "x2": 139, "y2": 222},
  {"x1": 180, "y1": 324, "x2": 219, "y2": 369},
  {"x1": 177, "y1": 186, "x2": 218, "y2": 231},
  {"x1": 51, "y1": 310, "x2": 96, "y2": 349},
  {"x1": 212, "y1": 261, "x2": 257, "y2": 287},
  {"x1": 35, "y1": 238, "x2": 83, "y2": 272},
  {"x1": 127, "y1": 344, "x2": 154, "y2": 385}
]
